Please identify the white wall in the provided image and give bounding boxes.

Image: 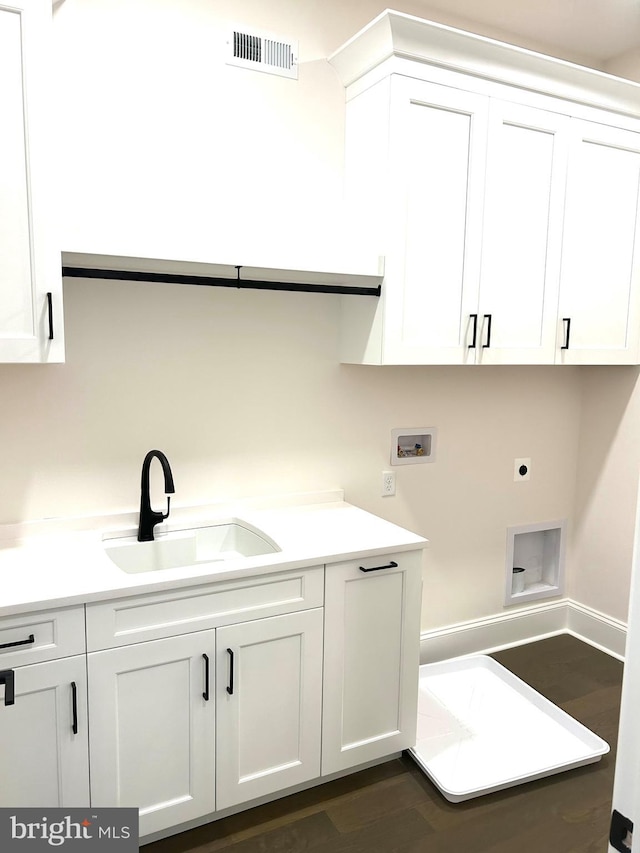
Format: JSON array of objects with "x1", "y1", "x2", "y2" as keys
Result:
[
  {"x1": 569, "y1": 48, "x2": 640, "y2": 626},
  {"x1": 571, "y1": 370, "x2": 640, "y2": 622},
  {"x1": 605, "y1": 47, "x2": 640, "y2": 83},
  {"x1": 0, "y1": 277, "x2": 582, "y2": 631},
  {"x1": 0, "y1": 0, "x2": 633, "y2": 635}
]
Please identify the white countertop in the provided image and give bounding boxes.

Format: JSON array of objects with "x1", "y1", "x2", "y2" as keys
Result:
[{"x1": 0, "y1": 492, "x2": 428, "y2": 617}]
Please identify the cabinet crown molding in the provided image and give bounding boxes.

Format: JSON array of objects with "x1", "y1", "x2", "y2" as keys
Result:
[{"x1": 328, "y1": 9, "x2": 640, "y2": 116}]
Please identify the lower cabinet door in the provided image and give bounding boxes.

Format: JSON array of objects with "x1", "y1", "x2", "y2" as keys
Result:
[
  {"x1": 215, "y1": 608, "x2": 323, "y2": 810},
  {"x1": 0, "y1": 655, "x2": 89, "y2": 807},
  {"x1": 322, "y1": 551, "x2": 422, "y2": 775},
  {"x1": 88, "y1": 631, "x2": 215, "y2": 838}
]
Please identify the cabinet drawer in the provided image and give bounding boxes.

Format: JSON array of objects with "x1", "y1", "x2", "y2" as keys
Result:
[
  {"x1": 0, "y1": 606, "x2": 86, "y2": 668},
  {"x1": 86, "y1": 565, "x2": 324, "y2": 650}
]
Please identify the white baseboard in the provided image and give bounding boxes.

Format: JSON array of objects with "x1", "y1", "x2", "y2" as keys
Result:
[
  {"x1": 566, "y1": 600, "x2": 627, "y2": 660},
  {"x1": 421, "y1": 598, "x2": 627, "y2": 663}
]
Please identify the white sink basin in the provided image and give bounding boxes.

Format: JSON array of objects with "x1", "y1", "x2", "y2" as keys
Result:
[{"x1": 104, "y1": 520, "x2": 280, "y2": 574}]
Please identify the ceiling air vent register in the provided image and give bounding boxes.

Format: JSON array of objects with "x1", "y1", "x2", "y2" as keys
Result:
[{"x1": 226, "y1": 26, "x2": 298, "y2": 79}]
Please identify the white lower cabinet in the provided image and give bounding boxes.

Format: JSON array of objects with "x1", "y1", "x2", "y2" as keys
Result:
[
  {"x1": 215, "y1": 609, "x2": 323, "y2": 810},
  {"x1": 88, "y1": 631, "x2": 216, "y2": 838},
  {"x1": 0, "y1": 605, "x2": 88, "y2": 808},
  {"x1": 0, "y1": 654, "x2": 89, "y2": 807},
  {"x1": 88, "y1": 609, "x2": 324, "y2": 834},
  {"x1": 3, "y1": 552, "x2": 423, "y2": 841},
  {"x1": 321, "y1": 551, "x2": 422, "y2": 775}
]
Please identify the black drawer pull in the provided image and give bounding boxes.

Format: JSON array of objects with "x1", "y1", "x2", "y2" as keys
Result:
[
  {"x1": 359, "y1": 561, "x2": 399, "y2": 573},
  {"x1": 0, "y1": 633, "x2": 35, "y2": 650},
  {"x1": 202, "y1": 654, "x2": 210, "y2": 701},
  {"x1": 0, "y1": 670, "x2": 15, "y2": 706},
  {"x1": 226, "y1": 648, "x2": 234, "y2": 695},
  {"x1": 47, "y1": 292, "x2": 54, "y2": 340},
  {"x1": 561, "y1": 317, "x2": 571, "y2": 350},
  {"x1": 71, "y1": 681, "x2": 78, "y2": 734}
]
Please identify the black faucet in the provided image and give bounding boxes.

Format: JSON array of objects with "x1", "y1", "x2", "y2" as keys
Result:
[{"x1": 137, "y1": 450, "x2": 175, "y2": 542}]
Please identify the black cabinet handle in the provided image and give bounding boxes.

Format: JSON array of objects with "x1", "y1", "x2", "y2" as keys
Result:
[
  {"x1": 561, "y1": 317, "x2": 571, "y2": 350},
  {"x1": 359, "y1": 561, "x2": 399, "y2": 573},
  {"x1": 71, "y1": 681, "x2": 78, "y2": 734},
  {"x1": 0, "y1": 670, "x2": 15, "y2": 706},
  {"x1": 0, "y1": 633, "x2": 34, "y2": 650},
  {"x1": 226, "y1": 648, "x2": 234, "y2": 695},
  {"x1": 46, "y1": 292, "x2": 54, "y2": 340},
  {"x1": 202, "y1": 654, "x2": 210, "y2": 701},
  {"x1": 482, "y1": 314, "x2": 492, "y2": 348},
  {"x1": 468, "y1": 314, "x2": 478, "y2": 349}
]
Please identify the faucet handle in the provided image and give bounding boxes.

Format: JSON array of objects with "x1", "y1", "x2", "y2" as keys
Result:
[{"x1": 162, "y1": 496, "x2": 171, "y2": 521}]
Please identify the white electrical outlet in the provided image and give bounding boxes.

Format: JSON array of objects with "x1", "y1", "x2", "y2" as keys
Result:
[
  {"x1": 381, "y1": 470, "x2": 396, "y2": 496},
  {"x1": 514, "y1": 458, "x2": 531, "y2": 481}
]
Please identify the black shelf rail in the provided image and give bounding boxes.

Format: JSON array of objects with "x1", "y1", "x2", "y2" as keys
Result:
[{"x1": 61, "y1": 264, "x2": 382, "y2": 297}]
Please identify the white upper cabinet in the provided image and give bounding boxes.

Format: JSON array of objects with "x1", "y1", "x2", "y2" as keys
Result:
[
  {"x1": 333, "y1": 10, "x2": 640, "y2": 366},
  {"x1": 0, "y1": 0, "x2": 63, "y2": 363},
  {"x1": 477, "y1": 101, "x2": 568, "y2": 365},
  {"x1": 384, "y1": 78, "x2": 487, "y2": 364},
  {"x1": 341, "y1": 76, "x2": 487, "y2": 365},
  {"x1": 342, "y1": 80, "x2": 569, "y2": 365},
  {"x1": 557, "y1": 121, "x2": 640, "y2": 364}
]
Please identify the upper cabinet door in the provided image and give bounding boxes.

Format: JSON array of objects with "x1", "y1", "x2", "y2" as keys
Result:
[
  {"x1": 0, "y1": 1, "x2": 63, "y2": 363},
  {"x1": 478, "y1": 101, "x2": 569, "y2": 365},
  {"x1": 383, "y1": 77, "x2": 489, "y2": 364},
  {"x1": 557, "y1": 120, "x2": 640, "y2": 364}
]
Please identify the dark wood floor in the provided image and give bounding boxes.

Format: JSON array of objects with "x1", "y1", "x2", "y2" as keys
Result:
[{"x1": 144, "y1": 634, "x2": 623, "y2": 852}]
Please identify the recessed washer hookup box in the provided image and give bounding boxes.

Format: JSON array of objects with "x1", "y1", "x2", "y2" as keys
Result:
[{"x1": 391, "y1": 427, "x2": 437, "y2": 465}]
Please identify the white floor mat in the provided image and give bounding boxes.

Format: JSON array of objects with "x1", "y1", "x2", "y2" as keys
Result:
[{"x1": 408, "y1": 654, "x2": 609, "y2": 802}]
